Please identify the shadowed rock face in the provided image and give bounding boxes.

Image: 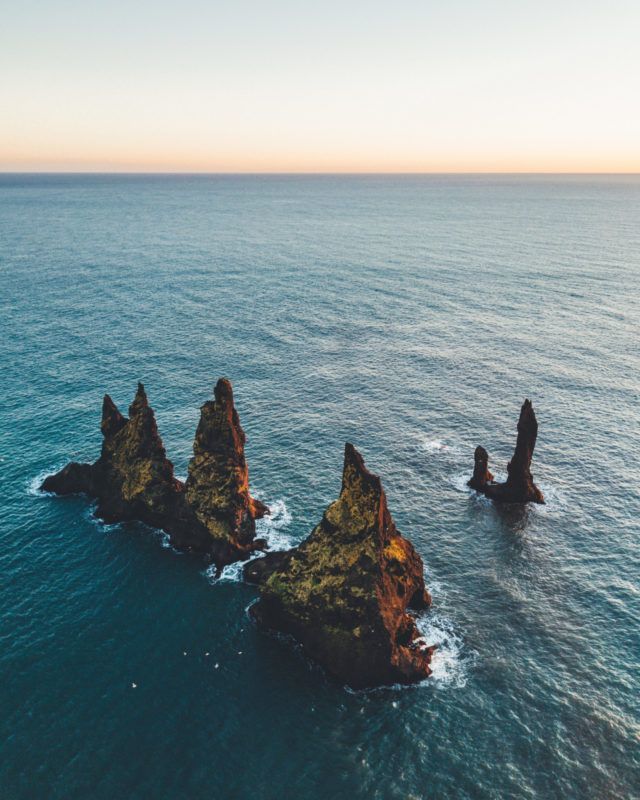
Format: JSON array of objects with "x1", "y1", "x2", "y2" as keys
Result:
[
  {"x1": 41, "y1": 380, "x2": 268, "y2": 566},
  {"x1": 467, "y1": 446, "x2": 493, "y2": 491},
  {"x1": 245, "y1": 444, "x2": 435, "y2": 689},
  {"x1": 470, "y1": 399, "x2": 544, "y2": 504}
]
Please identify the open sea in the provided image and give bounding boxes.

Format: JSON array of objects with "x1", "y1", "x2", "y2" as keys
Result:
[{"x1": 1, "y1": 174, "x2": 639, "y2": 799}]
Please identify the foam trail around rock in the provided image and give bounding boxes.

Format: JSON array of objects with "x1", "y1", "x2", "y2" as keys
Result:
[
  {"x1": 254, "y1": 498, "x2": 294, "y2": 549},
  {"x1": 27, "y1": 465, "x2": 67, "y2": 497},
  {"x1": 83, "y1": 504, "x2": 123, "y2": 534},
  {"x1": 451, "y1": 465, "x2": 564, "y2": 513},
  {"x1": 207, "y1": 497, "x2": 294, "y2": 584},
  {"x1": 415, "y1": 612, "x2": 473, "y2": 689}
]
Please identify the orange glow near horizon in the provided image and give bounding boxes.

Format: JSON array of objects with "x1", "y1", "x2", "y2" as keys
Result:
[
  {"x1": 3, "y1": 151, "x2": 639, "y2": 175},
  {"x1": 3, "y1": 137, "x2": 639, "y2": 174}
]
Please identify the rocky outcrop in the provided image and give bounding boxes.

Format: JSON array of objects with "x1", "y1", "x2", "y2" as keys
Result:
[
  {"x1": 245, "y1": 444, "x2": 435, "y2": 689},
  {"x1": 467, "y1": 446, "x2": 493, "y2": 491},
  {"x1": 469, "y1": 399, "x2": 544, "y2": 504},
  {"x1": 41, "y1": 380, "x2": 268, "y2": 566},
  {"x1": 186, "y1": 378, "x2": 268, "y2": 548}
]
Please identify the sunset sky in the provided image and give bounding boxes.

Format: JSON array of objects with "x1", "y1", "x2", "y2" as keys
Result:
[{"x1": 2, "y1": 0, "x2": 639, "y2": 172}]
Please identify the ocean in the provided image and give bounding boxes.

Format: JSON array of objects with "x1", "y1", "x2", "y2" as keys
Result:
[{"x1": 1, "y1": 174, "x2": 638, "y2": 799}]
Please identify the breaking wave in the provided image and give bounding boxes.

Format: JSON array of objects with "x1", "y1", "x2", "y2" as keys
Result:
[
  {"x1": 415, "y1": 611, "x2": 474, "y2": 689},
  {"x1": 26, "y1": 465, "x2": 66, "y2": 497},
  {"x1": 207, "y1": 497, "x2": 294, "y2": 584},
  {"x1": 254, "y1": 498, "x2": 294, "y2": 550}
]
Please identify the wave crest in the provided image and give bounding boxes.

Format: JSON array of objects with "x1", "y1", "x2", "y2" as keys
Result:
[{"x1": 416, "y1": 612, "x2": 474, "y2": 688}]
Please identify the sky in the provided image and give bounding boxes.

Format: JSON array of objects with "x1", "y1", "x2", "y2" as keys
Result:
[{"x1": 1, "y1": 0, "x2": 639, "y2": 172}]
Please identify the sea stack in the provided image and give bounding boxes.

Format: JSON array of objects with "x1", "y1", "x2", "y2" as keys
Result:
[
  {"x1": 186, "y1": 378, "x2": 268, "y2": 548},
  {"x1": 41, "y1": 383, "x2": 182, "y2": 523},
  {"x1": 245, "y1": 444, "x2": 435, "y2": 689},
  {"x1": 469, "y1": 399, "x2": 544, "y2": 504},
  {"x1": 467, "y1": 445, "x2": 493, "y2": 491},
  {"x1": 41, "y1": 380, "x2": 268, "y2": 565}
]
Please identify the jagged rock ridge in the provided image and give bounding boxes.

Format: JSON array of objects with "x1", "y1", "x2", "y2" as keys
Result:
[
  {"x1": 468, "y1": 399, "x2": 544, "y2": 504},
  {"x1": 245, "y1": 443, "x2": 435, "y2": 689},
  {"x1": 41, "y1": 379, "x2": 268, "y2": 565}
]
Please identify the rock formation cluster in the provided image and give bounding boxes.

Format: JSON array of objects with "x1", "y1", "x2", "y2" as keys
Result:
[
  {"x1": 245, "y1": 444, "x2": 435, "y2": 688},
  {"x1": 42, "y1": 379, "x2": 547, "y2": 687},
  {"x1": 41, "y1": 379, "x2": 268, "y2": 567},
  {"x1": 468, "y1": 399, "x2": 544, "y2": 504}
]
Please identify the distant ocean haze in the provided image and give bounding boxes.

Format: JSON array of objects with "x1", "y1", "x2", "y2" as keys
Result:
[{"x1": 1, "y1": 174, "x2": 639, "y2": 800}]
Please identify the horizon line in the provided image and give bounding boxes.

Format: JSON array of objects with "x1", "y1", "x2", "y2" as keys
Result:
[{"x1": 2, "y1": 170, "x2": 640, "y2": 177}]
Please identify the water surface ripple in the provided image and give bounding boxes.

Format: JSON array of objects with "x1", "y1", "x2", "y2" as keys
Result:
[{"x1": 1, "y1": 174, "x2": 638, "y2": 799}]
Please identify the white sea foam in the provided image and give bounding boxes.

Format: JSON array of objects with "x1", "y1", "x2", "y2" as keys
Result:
[
  {"x1": 82, "y1": 502, "x2": 179, "y2": 549},
  {"x1": 450, "y1": 466, "x2": 565, "y2": 515},
  {"x1": 450, "y1": 470, "x2": 472, "y2": 494},
  {"x1": 254, "y1": 498, "x2": 294, "y2": 550},
  {"x1": 449, "y1": 468, "x2": 507, "y2": 501},
  {"x1": 422, "y1": 564, "x2": 445, "y2": 598},
  {"x1": 26, "y1": 464, "x2": 67, "y2": 497},
  {"x1": 156, "y1": 528, "x2": 173, "y2": 548},
  {"x1": 424, "y1": 438, "x2": 448, "y2": 453},
  {"x1": 416, "y1": 611, "x2": 473, "y2": 688},
  {"x1": 83, "y1": 503, "x2": 124, "y2": 534},
  {"x1": 207, "y1": 497, "x2": 294, "y2": 584},
  {"x1": 422, "y1": 437, "x2": 462, "y2": 457},
  {"x1": 213, "y1": 560, "x2": 244, "y2": 583},
  {"x1": 345, "y1": 608, "x2": 473, "y2": 695},
  {"x1": 532, "y1": 481, "x2": 568, "y2": 514}
]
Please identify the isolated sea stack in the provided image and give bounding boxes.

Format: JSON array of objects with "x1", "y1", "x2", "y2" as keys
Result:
[
  {"x1": 245, "y1": 444, "x2": 435, "y2": 689},
  {"x1": 41, "y1": 379, "x2": 268, "y2": 566},
  {"x1": 468, "y1": 399, "x2": 544, "y2": 504}
]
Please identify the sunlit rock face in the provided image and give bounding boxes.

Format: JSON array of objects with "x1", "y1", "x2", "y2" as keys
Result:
[
  {"x1": 246, "y1": 444, "x2": 435, "y2": 689},
  {"x1": 469, "y1": 399, "x2": 544, "y2": 504},
  {"x1": 186, "y1": 378, "x2": 268, "y2": 549},
  {"x1": 41, "y1": 380, "x2": 268, "y2": 566}
]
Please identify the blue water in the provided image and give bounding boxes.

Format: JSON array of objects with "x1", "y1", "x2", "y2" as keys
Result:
[{"x1": 1, "y1": 174, "x2": 639, "y2": 799}]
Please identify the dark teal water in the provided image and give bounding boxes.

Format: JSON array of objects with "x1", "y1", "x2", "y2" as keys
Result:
[{"x1": 1, "y1": 174, "x2": 639, "y2": 799}]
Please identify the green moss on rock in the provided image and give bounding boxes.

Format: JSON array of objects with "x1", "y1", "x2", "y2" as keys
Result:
[
  {"x1": 248, "y1": 443, "x2": 435, "y2": 689},
  {"x1": 41, "y1": 379, "x2": 268, "y2": 567}
]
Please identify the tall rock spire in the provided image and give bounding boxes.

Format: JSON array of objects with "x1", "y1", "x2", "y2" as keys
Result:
[
  {"x1": 100, "y1": 394, "x2": 126, "y2": 439},
  {"x1": 185, "y1": 378, "x2": 268, "y2": 547},
  {"x1": 41, "y1": 379, "x2": 269, "y2": 565},
  {"x1": 469, "y1": 399, "x2": 544, "y2": 504},
  {"x1": 246, "y1": 444, "x2": 434, "y2": 689}
]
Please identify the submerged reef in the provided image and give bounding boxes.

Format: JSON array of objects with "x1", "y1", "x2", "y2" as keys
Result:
[
  {"x1": 41, "y1": 379, "x2": 268, "y2": 567},
  {"x1": 245, "y1": 444, "x2": 435, "y2": 689},
  {"x1": 468, "y1": 399, "x2": 544, "y2": 504}
]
